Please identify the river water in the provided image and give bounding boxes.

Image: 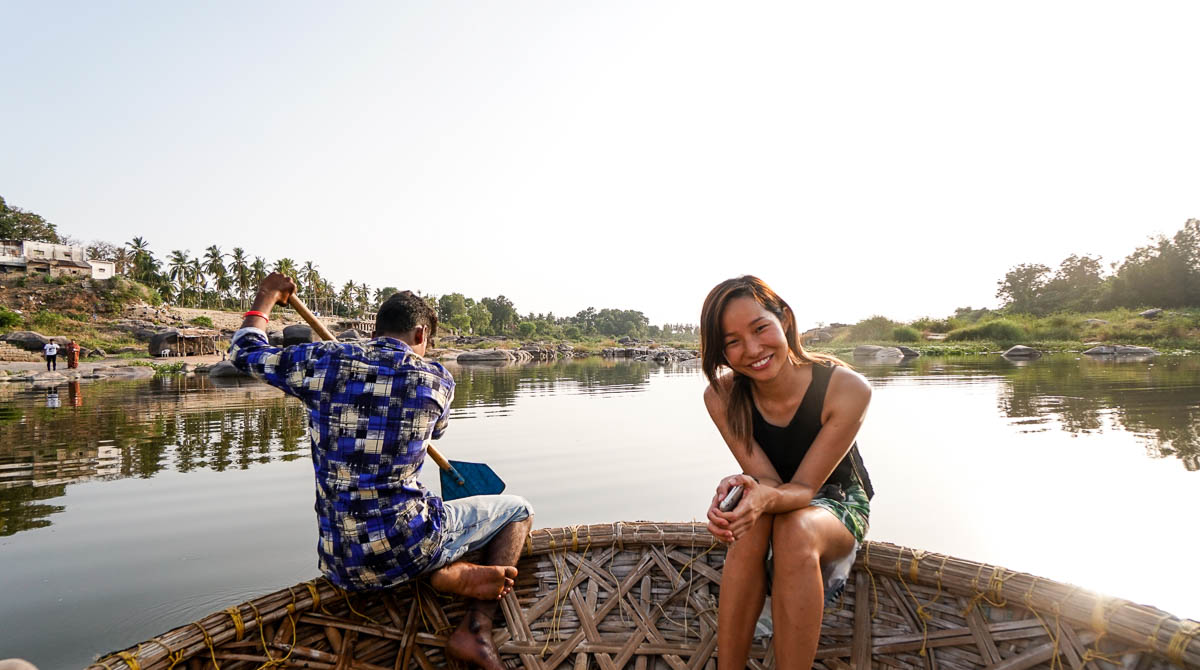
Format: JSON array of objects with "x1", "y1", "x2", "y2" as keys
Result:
[{"x1": 1, "y1": 354, "x2": 1197, "y2": 668}]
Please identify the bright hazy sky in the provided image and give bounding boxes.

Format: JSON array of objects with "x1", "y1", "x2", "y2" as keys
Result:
[{"x1": 3, "y1": 2, "x2": 1198, "y2": 327}]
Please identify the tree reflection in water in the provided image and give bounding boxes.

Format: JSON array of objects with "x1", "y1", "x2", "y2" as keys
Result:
[
  {"x1": 3, "y1": 354, "x2": 1194, "y2": 538},
  {"x1": 856, "y1": 353, "x2": 1200, "y2": 471},
  {"x1": 0, "y1": 359, "x2": 657, "y2": 536}
]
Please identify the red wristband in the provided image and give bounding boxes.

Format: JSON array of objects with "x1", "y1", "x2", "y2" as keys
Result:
[{"x1": 243, "y1": 310, "x2": 269, "y2": 322}]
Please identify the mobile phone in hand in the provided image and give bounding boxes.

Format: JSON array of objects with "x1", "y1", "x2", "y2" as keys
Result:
[{"x1": 718, "y1": 484, "x2": 744, "y2": 512}]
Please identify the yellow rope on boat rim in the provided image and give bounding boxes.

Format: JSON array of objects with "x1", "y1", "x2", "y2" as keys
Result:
[
  {"x1": 248, "y1": 599, "x2": 297, "y2": 670},
  {"x1": 224, "y1": 606, "x2": 245, "y2": 640},
  {"x1": 541, "y1": 527, "x2": 591, "y2": 657},
  {"x1": 143, "y1": 638, "x2": 184, "y2": 670},
  {"x1": 1168, "y1": 620, "x2": 1200, "y2": 666},
  {"x1": 305, "y1": 581, "x2": 321, "y2": 611},
  {"x1": 862, "y1": 541, "x2": 880, "y2": 619},
  {"x1": 116, "y1": 651, "x2": 140, "y2": 670},
  {"x1": 192, "y1": 621, "x2": 221, "y2": 669},
  {"x1": 324, "y1": 578, "x2": 378, "y2": 624},
  {"x1": 1023, "y1": 577, "x2": 1066, "y2": 670},
  {"x1": 893, "y1": 548, "x2": 939, "y2": 657}
]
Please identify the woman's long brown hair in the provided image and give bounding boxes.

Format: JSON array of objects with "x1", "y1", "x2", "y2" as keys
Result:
[{"x1": 700, "y1": 275, "x2": 847, "y2": 453}]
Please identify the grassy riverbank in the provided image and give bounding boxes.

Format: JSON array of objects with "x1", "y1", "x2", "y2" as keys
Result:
[{"x1": 807, "y1": 308, "x2": 1200, "y2": 355}]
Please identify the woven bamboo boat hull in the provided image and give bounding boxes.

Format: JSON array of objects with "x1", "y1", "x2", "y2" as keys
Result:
[{"x1": 92, "y1": 522, "x2": 1199, "y2": 670}]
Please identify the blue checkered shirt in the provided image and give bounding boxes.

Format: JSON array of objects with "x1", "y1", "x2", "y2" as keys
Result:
[{"x1": 229, "y1": 327, "x2": 455, "y2": 590}]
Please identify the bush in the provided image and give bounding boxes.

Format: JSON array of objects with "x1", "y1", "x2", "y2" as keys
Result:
[
  {"x1": 892, "y1": 326, "x2": 921, "y2": 342},
  {"x1": 946, "y1": 319, "x2": 1025, "y2": 342},
  {"x1": 190, "y1": 316, "x2": 214, "y2": 328},
  {"x1": 848, "y1": 315, "x2": 897, "y2": 341},
  {"x1": 910, "y1": 316, "x2": 959, "y2": 333},
  {"x1": 29, "y1": 310, "x2": 64, "y2": 331},
  {"x1": 517, "y1": 321, "x2": 536, "y2": 337},
  {"x1": 0, "y1": 307, "x2": 21, "y2": 329}
]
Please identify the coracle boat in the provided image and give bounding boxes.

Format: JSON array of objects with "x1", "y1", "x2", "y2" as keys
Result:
[{"x1": 92, "y1": 522, "x2": 1199, "y2": 670}]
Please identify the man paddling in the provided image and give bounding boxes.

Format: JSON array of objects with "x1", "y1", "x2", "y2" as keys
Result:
[{"x1": 229, "y1": 273, "x2": 533, "y2": 670}]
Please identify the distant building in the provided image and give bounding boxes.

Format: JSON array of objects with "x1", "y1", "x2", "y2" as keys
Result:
[{"x1": 0, "y1": 240, "x2": 114, "y2": 279}]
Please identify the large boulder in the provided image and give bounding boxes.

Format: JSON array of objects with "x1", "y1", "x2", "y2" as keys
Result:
[
  {"x1": 336, "y1": 328, "x2": 364, "y2": 341},
  {"x1": 1, "y1": 331, "x2": 49, "y2": 352},
  {"x1": 457, "y1": 349, "x2": 516, "y2": 363},
  {"x1": 1138, "y1": 308, "x2": 1164, "y2": 319},
  {"x1": 283, "y1": 325, "x2": 315, "y2": 346},
  {"x1": 268, "y1": 331, "x2": 284, "y2": 346},
  {"x1": 148, "y1": 329, "x2": 181, "y2": 356},
  {"x1": 896, "y1": 346, "x2": 921, "y2": 358},
  {"x1": 1002, "y1": 345, "x2": 1042, "y2": 359},
  {"x1": 132, "y1": 328, "x2": 157, "y2": 342},
  {"x1": 853, "y1": 345, "x2": 904, "y2": 360},
  {"x1": 208, "y1": 361, "x2": 249, "y2": 378},
  {"x1": 1083, "y1": 345, "x2": 1159, "y2": 356}
]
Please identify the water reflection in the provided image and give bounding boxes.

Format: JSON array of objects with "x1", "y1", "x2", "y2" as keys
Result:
[
  {"x1": 855, "y1": 354, "x2": 1200, "y2": 471},
  {"x1": 1, "y1": 355, "x2": 1195, "y2": 539},
  {"x1": 447, "y1": 358, "x2": 655, "y2": 413},
  {"x1": 0, "y1": 377, "x2": 308, "y2": 535}
]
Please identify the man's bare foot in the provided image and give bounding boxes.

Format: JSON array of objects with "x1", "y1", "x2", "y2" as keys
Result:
[
  {"x1": 448, "y1": 613, "x2": 505, "y2": 670},
  {"x1": 429, "y1": 562, "x2": 518, "y2": 600}
]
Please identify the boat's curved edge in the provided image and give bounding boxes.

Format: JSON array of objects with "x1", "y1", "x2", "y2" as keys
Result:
[{"x1": 88, "y1": 521, "x2": 1200, "y2": 669}]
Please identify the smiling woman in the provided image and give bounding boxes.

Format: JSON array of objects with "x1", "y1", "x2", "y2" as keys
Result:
[{"x1": 698, "y1": 275, "x2": 876, "y2": 670}]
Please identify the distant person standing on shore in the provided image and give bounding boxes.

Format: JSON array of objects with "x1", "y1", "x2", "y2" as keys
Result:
[
  {"x1": 66, "y1": 340, "x2": 80, "y2": 369},
  {"x1": 42, "y1": 341, "x2": 58, "y2": 371}
]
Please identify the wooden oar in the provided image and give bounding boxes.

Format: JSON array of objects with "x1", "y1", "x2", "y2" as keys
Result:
[{"x1": 287, "y1": 294, "x2": 505, "y2": 501}]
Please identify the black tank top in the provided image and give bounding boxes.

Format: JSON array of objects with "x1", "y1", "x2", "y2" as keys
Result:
[{"x1": 751, "y1": 362, "x2": 874, "y2": 498}]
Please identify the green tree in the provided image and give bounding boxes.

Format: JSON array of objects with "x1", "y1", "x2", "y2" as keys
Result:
[
  {"x1": 203, "y1": 246, "x2": 228, "y2": 307},
  {"x1": 468, "y1": 302, "x2": 492, "y2": 335},
  {"x1": 251, "y1": 257, "x2": 267, "y2": 286},
  {"x1": 230, "y1": 248, "x2": 251, "y2": 310},
  {"x1": 481, "y1": 295, "x2": 518, "y2": 333},
  {"x1": 273, "y1": 257, "x2": 297, "y2": 280},
  {"x1": 517, "y1": 321, "x2": 536, "y2": 337},
  {"x1": 1040, "y1": 254, "x2": 1104, "y2": 312},
  {"x1": 167, "y1": 250, "x2": 191, "y2": 305},
  {"x1": 438, "y1": 293, "x2": 468, "y2": 324},
  {"x1": 0, "y1": 196, "x2": 61, "y2": 242},
  {"x1": 996, "y1": 263, "x2": 1050, "y2": 313},
  {"x1": 1110, "y1": 219, "x2": 1200, "y2": 308}
]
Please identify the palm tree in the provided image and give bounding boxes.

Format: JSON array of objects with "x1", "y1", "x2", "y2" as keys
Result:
[
  {"x1": 301, "y1": 261, "x2": 321, "y2": 306},
  {"x1": 203, "y1": 245, "x2": 228, "y2": 307},
  {"x1": 320, "y1": 279, "x2": 335, "y2": 316},
  {"x1": 167, "y1": 250, "x2": 191, "y2": 305},
  {"x1": 273, "y1": 257, "x2": 297, "y2": 280},
  {"x1": 339, "y1": 281, "x2": 356, "y2": 317},
  {"x1": 128, "y1": 237, "x2": 155, "y2": 283},
  {"x1": 356, "y1": 282, "x2": 371, "y2": 316},
  {"x1": 251, "y1": 257, "x2": 267, "y2": 287},
  {"x1": 230, "y1": 248, "x2": 251, "y2": 310},
  {"x1": 188, "y1": 257, "x2": 205, "y2": 307}
]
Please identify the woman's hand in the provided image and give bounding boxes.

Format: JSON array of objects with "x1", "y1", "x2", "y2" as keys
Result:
[{"x1": 706, "y1": 474, "x2": 767, "y2": 543}]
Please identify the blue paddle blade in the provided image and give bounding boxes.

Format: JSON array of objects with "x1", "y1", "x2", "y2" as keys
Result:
[{"x1": 439, "y1": 460, "x2": 505, "y2": 501}]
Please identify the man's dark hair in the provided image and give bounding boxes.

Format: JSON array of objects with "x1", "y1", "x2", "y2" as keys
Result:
[{"x1": 375, "y1": 291, "x2": 438, "y2": 339}]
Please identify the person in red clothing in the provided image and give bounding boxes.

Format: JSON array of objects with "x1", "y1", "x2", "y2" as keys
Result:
[{"x1": 66, "y1": 340, "x2": 81, "y2": 369}]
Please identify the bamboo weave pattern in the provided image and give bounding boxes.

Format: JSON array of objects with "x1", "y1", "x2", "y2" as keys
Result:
[{"x1": 90, "y1": 522, "x2": 1200, "y2": 670}]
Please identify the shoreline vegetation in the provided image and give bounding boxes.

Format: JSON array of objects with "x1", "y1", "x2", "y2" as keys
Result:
[{"x1": 2, "y1": 197, "x2": 1199, "y2": 359}]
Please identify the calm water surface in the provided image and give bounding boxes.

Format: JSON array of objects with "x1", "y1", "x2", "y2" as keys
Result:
[{"x1": 1, "y1": 354, "x2": 1198, "y2": 668}]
